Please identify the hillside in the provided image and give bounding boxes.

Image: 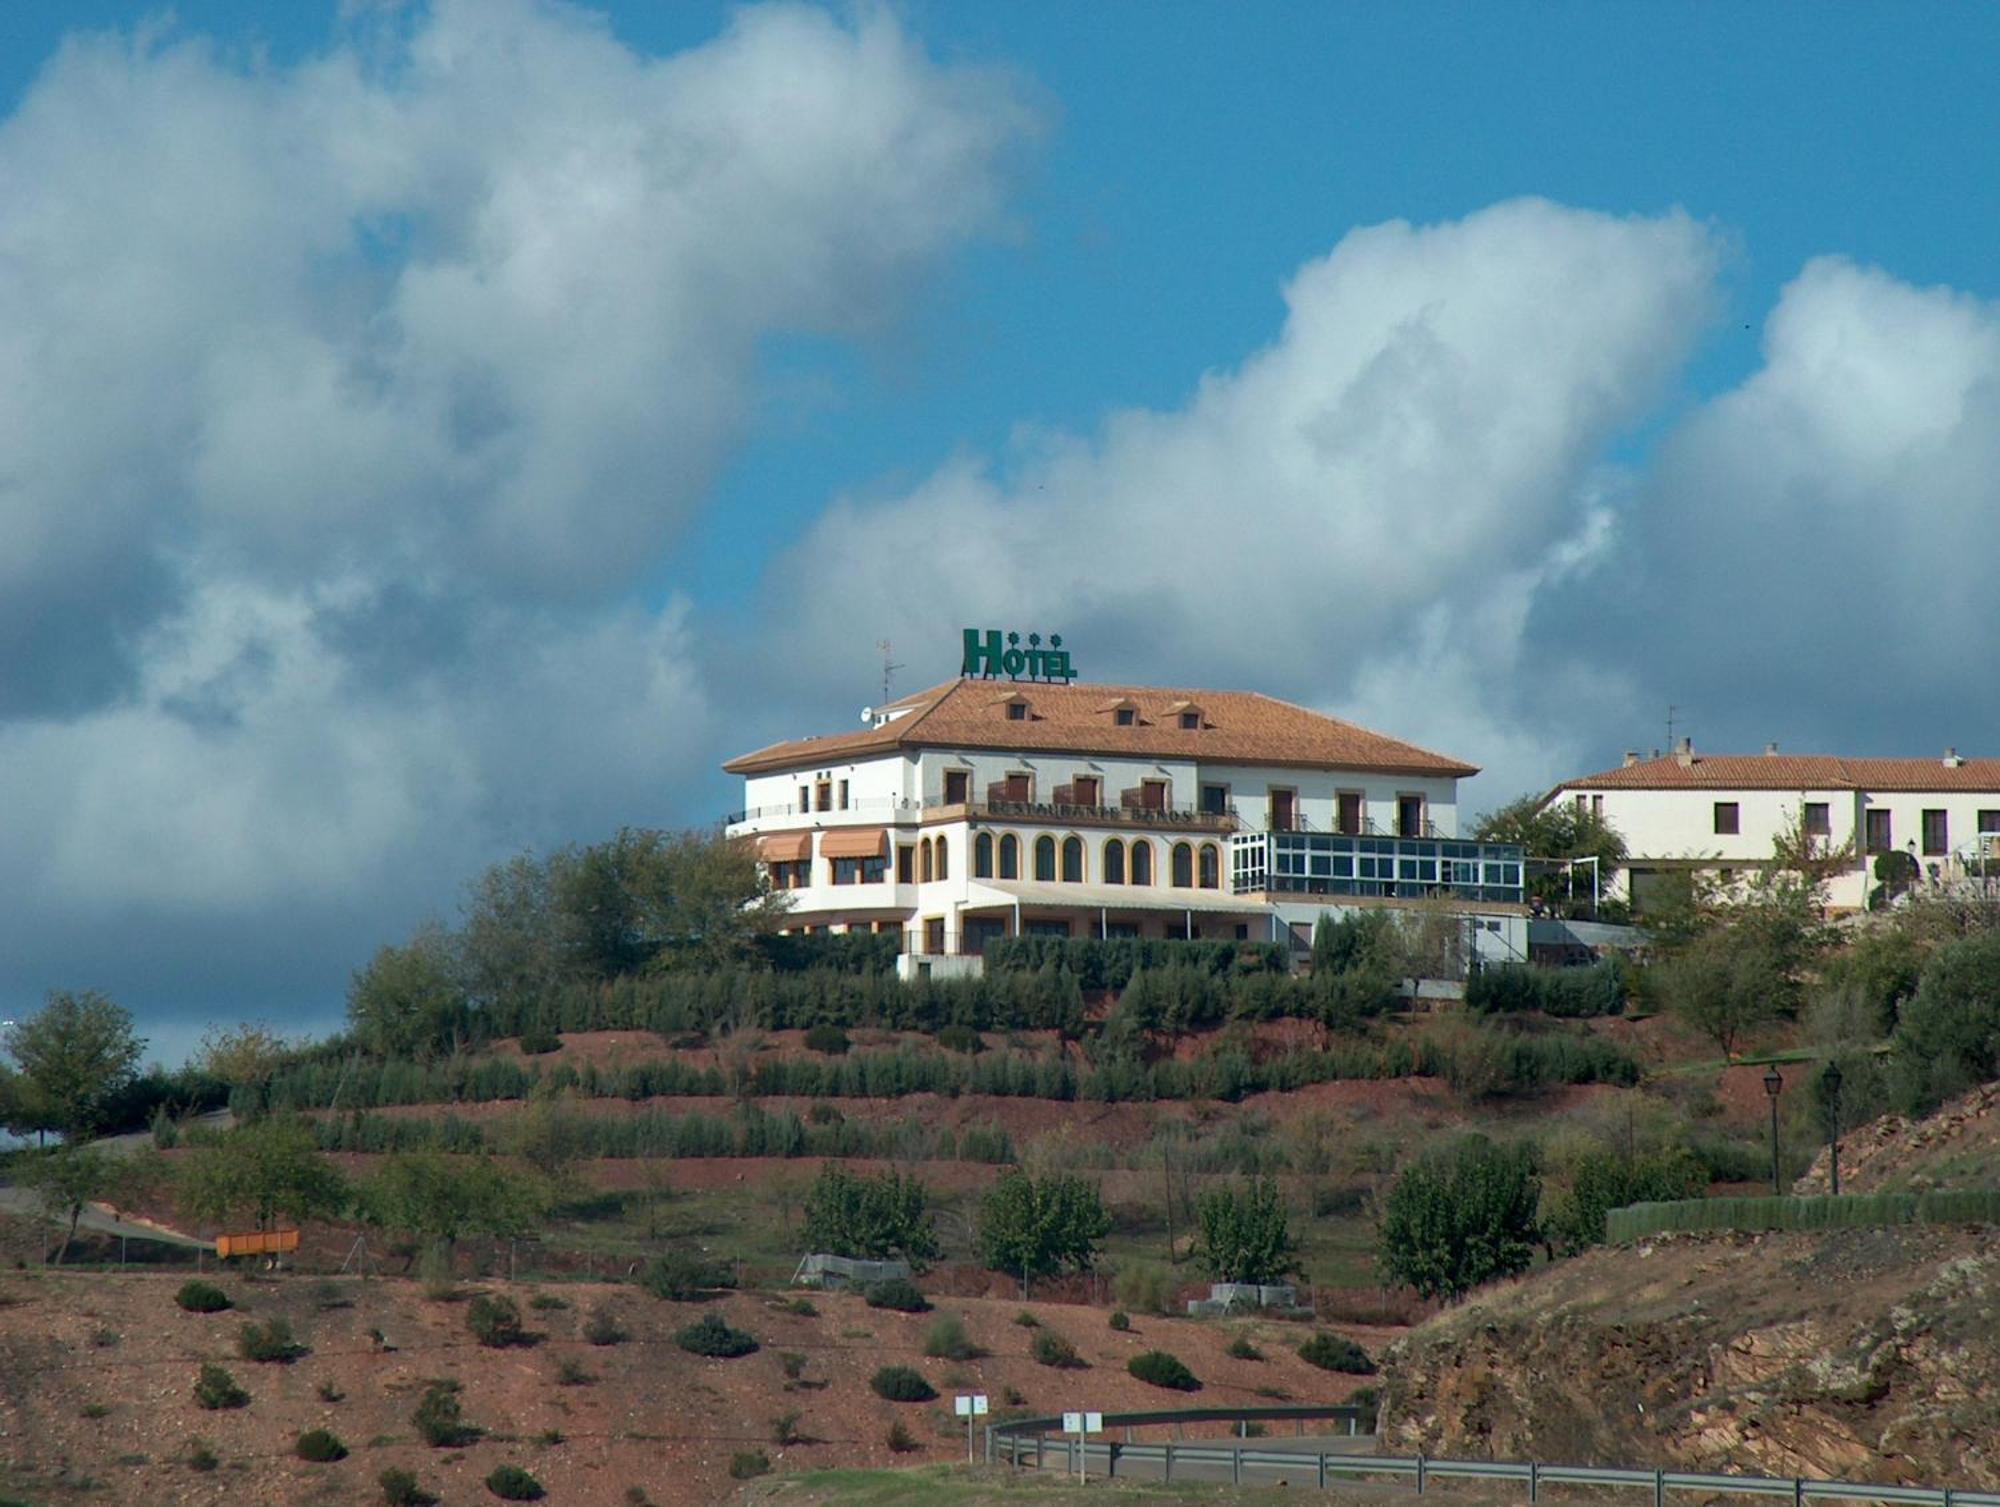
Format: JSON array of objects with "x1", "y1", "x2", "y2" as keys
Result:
[{"x1": 0, "y1": 1271, "x2": 1375, "y2": 1507}]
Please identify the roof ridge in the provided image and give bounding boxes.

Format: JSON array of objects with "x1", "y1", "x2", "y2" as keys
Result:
[{"x1": 1246, "y1": 690, "x2": 1475, "y2": 771}]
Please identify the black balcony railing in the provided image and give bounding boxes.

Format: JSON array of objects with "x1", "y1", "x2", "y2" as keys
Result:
[{"x1": 975, "y1": 799, "x2": 1238, "y2": 832}]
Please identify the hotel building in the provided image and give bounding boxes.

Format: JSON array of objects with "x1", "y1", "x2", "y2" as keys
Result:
[
  {"x1": 722, "y1": 670, "x2": 1527, "y2": 976},
  {"x1": 1548, "y1": 742, "x2": 2000, "y2": 913}
]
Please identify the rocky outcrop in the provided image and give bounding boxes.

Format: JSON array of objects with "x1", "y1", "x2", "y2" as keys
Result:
[{"x1": 1381, "y1": 1230, "x2": 1999, "y2": 1488}]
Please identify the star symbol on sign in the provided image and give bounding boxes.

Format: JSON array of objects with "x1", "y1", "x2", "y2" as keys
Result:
[
  {"x1": 1007, "y1": 633, "x2": 1020, "y2": 647},
  {"x1": 1028, "y1": 633, "x2": 1042, "y2": 648},
  {"x1": 1050, "y1": 635, "x2": 1062, "y2": 648}
]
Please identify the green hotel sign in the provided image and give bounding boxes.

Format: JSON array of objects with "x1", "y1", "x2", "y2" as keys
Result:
[{"x1": 961, "y1": 628, "x2": 1077, "y2": 683}]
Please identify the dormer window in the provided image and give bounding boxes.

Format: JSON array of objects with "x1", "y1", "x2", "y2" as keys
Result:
[
  {"x1": 1115, "y1": 708, "x2": 1136, "y2": 727},
  {"x1": 1179, "y1": 711, "x2": 1200, "y2": 730},
  {"x1": 1168, "y1": 699, "x2": 1203, "y2": 730},
  {"x1": 1007, "y1": 701, "x2": 1027, "y2": 721}
]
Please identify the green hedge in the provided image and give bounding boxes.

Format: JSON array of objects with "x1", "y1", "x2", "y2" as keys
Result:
[
  {"x1": 1466, "y1": 962, "x2": 1625, "y2": 1018},
  {"x1": 1605, "y1": 1189, "x2": 2000, "y2": 1243},
  {"x1": 984, "y1": 937, "x2": 1287, "y2": 990}
]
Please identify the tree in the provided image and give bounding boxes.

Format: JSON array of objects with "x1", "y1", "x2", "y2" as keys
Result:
[
  {"x1": 1889, "y1": 927, "x2": 2000, "y2": 1112},
  {"x1": 191, "y1": 1024, "x2": 295, "y2": 1117},
  {"x1": 800, "y1": 1165, "x2": 940, "y2": 1267},
  {"x1": 346, "y1": 925, "x2": 471, "y2": 1061},
  {"x1": 1474, "y1": 794, "x2": 1628, "y2": 912},
  {"x1": 23, "y1": 1144, "x2": 119, "y2": 1264},
  {"x1": 1377, "y1": 1135, "x2": 1540, "y2": 1302},
  {"x1": 547, "y1": 828, "x2": 788, "y2": 979},
  {"x1": 0, "y1": 1062, "x2": 59, "y2": 1142},
  {"x1": 977, "y1": 1170, "x2": 1110, "y2": 1298},
  {"x1": 4, "y1": 990, "x2": 146, "y2": 1139},
  {"x1": 1193, "y1": 1176, "x2": 1298, "y2": 1286},
  {"x1": 1654, "y1": 924, "x2": 1785, "y2": 1060},
  {"x1": 504, "y1": 1097, "x2": 590, "y2": 1191},
  {"x1": 1541, "y1": 1145, "x2": 1705, "y2": 1256},
  {"x1": 355, "y1": 1150, "x2": 548, "y2": 1254},
  {"x1": 176, "y1": 1117, "x2": 349, "y2": 1231}
]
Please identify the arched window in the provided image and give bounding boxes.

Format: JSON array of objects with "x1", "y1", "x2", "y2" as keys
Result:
[
  {"x1": 1000, "y1": 834, "x2": 1019, "y2": 880},
  {"x1": 1103, "y1": 839, "x2": 1126, "y2": 885},
  {"x1": 1061, "y1": 836, "x2": 1084, "y2": 883},
  {"x1": 1034, "y1": 835, "x2": 1057, "y2": 882},
  {"x1": 974, "y1": 832, "x2": 994, "y2": 879},
  {"x1": 935, "y1": 836, "x2": 949, "y2": 882},
  {"x1": 1130, "y1": 840, "x2": 1153, "y2": 886},
  {"x1": 1171, "y1": 842, "x2": 1194, "y2": 888},
  {"x1": 920, "y1": 838, "x2": 933, "y2": 884},
  {"x1": 1199, "y1": 843, "x2": 1220, "y2": 889}
]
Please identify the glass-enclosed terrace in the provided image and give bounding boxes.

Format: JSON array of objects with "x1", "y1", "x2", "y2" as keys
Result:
[{"x1": 1229, "y1": 831, "x2": 1524, "y2": 904}]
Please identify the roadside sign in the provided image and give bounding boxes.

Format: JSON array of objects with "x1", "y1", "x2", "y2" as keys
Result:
[
  {"x1": 1085, "y1": 1411, "x2": 1103, "y2": 1433},
  {"x1": 1062, "y1": 1411, "x2": 1083, "y2": 1433},
  {"x1": 955, "y1": 1395, "x2": 988, "y2": 1416}
]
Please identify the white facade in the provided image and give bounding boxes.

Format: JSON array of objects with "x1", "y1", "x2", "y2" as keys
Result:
[{"x1": 1550, "y1": 746, "x2": 2000, "y2": 913}]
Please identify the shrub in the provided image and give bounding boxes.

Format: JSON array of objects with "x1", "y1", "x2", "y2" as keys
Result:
[
  {"x1": 317, "y1": 1380, "x2": 345, "y2": 1402},
  {"x1": 378, "y1": 1467, "x2": 436, "y2": 1507},
  {"x1": 187, "y1": 1439, "x2": 220, "y2": 1473},
  {"x1": 1226, "y1": 1334, "x2": 1263, "y2": 1361},
  {"x1": 1298, "y1": 1332, "x2": 1374, "y2": 1374},
  {"x1": 517, "y1": 1027, "x2": 562, "y2": 1055},
  {"x1": 467, "y1": 1294, "x2": 528, "y2": 1349},
  {"x1": 412, "y1": 1381, "x2": 479, "y2": 1447},
  {"x1": 527, "y1": 1292, "x2": 568, "y2": 1311},
  {"x1": 923, "y1": 1314, "x2": 983, "y2": 1360},
  {"x1": 641, "y1": 1250, "x2": 735, "y2": 1301},
  {"x1": 1347, "y1": 1385, "x2": 1382, "y2": 1431},
  {"x1": 1107, "y1": 1310, "x2": 1131, "y2": 1332},
  {"x1": 803, "y1": 1024, "x2": 851, "y2": 1055},
  {"x1": 193, "y1": 1364, "x2": 249, "y2": 1411},
  {"x1": 771, "y1": 1409, "x2": 804, "y2": 1445},
  {"x1": 1111, "y1": 1261, "x2": 1176, "y2": 1315},
  {"x1": 238, "y1": 1316, "x2": 303, "y2": 1363},
  {"x1": 870, "y1": 1365, "x2": 937, "y2": 1402},
  {"x1": 1128, "y1": 1350, "x2": 1200, "y2": 1391},
  {"x1": 1377, "y1": 1134, "x2": 1541, "y2": 1301},
  {"x1": 583, "y1": 1306, "x2": 628, "y2": 1345},
  {"x1": 673, "y1": 1313, "x2": 758, "y2": 1358},
  {"x1": 1031, "y1": 1329, "x2": 1084, "y2": 1369},
  {"x1": 886, "y1": 1420, "x2": 919, "y2": 1453},
  {"x1": 779, "y1": 1350, "x2": 808, "y2": 1381},
  {"x1": 485, "y1": 1464, "x2": 545, "y2": 1501},
  {"x1": 864, "y1": 1277, "x2": 930, "y2": 1313},
  {"x1": 937, "y1": 1023, "x2": 984, "y2": 1055},
  {"x1": 555, "y1": 1358, "x2": 593, "y2": 1386},
  {"x1": 175, "y1": 1280, "x2": 231, "y2": 1314},
  {"x1": 295, "y1": 1428, "x2": 348, "y2": 1463},
  {"x1": 1013, "y1": 1309, "x2": 1040, "y2": 1328},
  {"x1": 80, "y1": 1402, "x2": 110, "y2": 1419},
  {"x1": 729, "y1": 1450, "x2": 771, "y2": 1480}
]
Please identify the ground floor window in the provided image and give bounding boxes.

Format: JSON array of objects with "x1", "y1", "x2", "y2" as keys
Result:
[{"x1": 1024, "y1": 919, "x2": 1070, "y2": 937}]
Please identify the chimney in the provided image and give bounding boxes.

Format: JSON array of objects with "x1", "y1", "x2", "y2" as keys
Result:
[
  {"x1": 1675, "y1": 737, "x2": 1695, "y2": 769},
  {"x1": 1650, "y1": 748, "x2": 1661, "y2": 762},
  {"x1": 1945, "y1": 746, "x2": 1963, "y2": 768},
  {"x1": 1765, "y1": 742, "x2": 1779, "y2": 757},
  {"x1": 1622, "y1": 750, "x2": 1640, "y2": 768}
]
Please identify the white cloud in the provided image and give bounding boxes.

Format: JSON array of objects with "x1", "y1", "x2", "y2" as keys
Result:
[
  {"x1": 0, "y1": 0, "x2": 1031, "y2": 1017},
  {"x1": 755, "y1": 199, "x2": 1723, "y2": 793}
]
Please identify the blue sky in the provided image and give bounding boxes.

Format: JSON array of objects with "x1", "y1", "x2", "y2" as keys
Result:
[{"x1": 2, "y1": 1, "x2": 1997, "y2": 1060}]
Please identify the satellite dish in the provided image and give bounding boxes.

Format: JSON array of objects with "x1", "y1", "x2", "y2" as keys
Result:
[{"x1": 861, "y1": 706, "x2": 875, "y2": 724}]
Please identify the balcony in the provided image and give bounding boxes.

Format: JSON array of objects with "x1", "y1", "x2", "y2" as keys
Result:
[
  {"x1": 724, "y1": 796, "x2": 919, "y2": 826},
  {"x1": 961, "y1": 798, "x2": 1239, "y2": 833},
  {"x1": 1229, "y1": 831, "x2": 1525, "y2": 905}
]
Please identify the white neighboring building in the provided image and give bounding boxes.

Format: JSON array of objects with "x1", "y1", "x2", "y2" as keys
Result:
[
  {"x1": 1549, "y1": 741, "x2": 2000, "y2": 913},
  {"x1": 722, "y1": 676, "x2": 1528, "y2": 975}
]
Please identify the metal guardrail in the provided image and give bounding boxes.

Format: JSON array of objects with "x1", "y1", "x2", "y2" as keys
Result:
[{"x1": 985, "y1": 1411, "x2": 2000, "y2": 1507}]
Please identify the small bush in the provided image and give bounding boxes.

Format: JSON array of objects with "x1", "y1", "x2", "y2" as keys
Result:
[
  {"x1": 175, "y1": 1280, "x2": 231, "y2": 1314},
  {"x1": 923, "y1": 1314, "x2": 983, "y2": 1360},
  {"x1": 1298, "y1": 1331, "x2": 1375, "y2": 1374},
  {"x1": 517, "y1": 1027, "x2": 562, "y2": 1055},
  {"x1": 238, "y1": 1316, "x2": 303, "y2": 1363},
  {"x1": 779, "y1": 1351, "x2": 808, "y2": 1380},
  {"x1": 1108, "y1": 1310, "x2": 1131, "y2": 1332},
  {"x1": 673, "y1": 1313, "x2": 758, "y2": 1358},
  {"x1": 870, "y1": 1365, "x2": 937, "y2": 1402},
  {"x1": 187, "y1": 1439, "x2": 220, "y2": 1473},
  {"x1": 937, "y1": 1023, "x2": 984, "y2": 1055},
  {"x1": 295, "y1": 1428, "x2": 348, "y2": 1463},
  {"x1": 485, "y1": 1464, "x2": 544, "y2": 1501},
  {"x1": 555, "y1": 1358, "x2": 593, "y2": 1386},
  {"x1": 1003, "y1": 1384, "x2": 1026, "y2": 1406},
  {"x1": 533, "y1": 1428, "x2": 564, "y2": 1447},
  {"x1": 80, "y1": 1402, "x2": 110, "y2": 1419},
  {"x1": 1226, "y1": 1334, "x2": 1264, "y2": 1361},
  {"x1": 1031, "y1": 1330, "x2": 1084, "y2": 1369},
  {"x1": 467, "y1": 1294, "x2": 528, "y2": 1349},
  {"x1": 527, "y1": 1292, "x2": 568, "y2": 1312},
  {"x1": 641, "y1": 1250, "x2": 735, "y2": 1301},
  {"x1": 378, "y1": 1467, "x2": 437, "y2": 1507},
  {"x1": 1013, "y1": 1310, "x2": 1040, "y2": 1328},
  {"x1": 803, "y1": 1024, "x2": 850, "y2": 1056},
  {"x1": 1128, "y1": 1350, "x2": 1200, "y2": 1391},
  {"x1": 193, "y1": 1364, "x2": 249, "y2": 1411},
  {"x1": 1347, "y1": 1385, "x2": 1382, "y2": 1431},
  {"x1": 781, "y1": 1295, "x2": 818, "y2": 1316},
  {"x1": 771, "y1": 1409, "x2": 803, "y2": 1446},
  {"x1": 583, "y1": 1306, "x2": 628, "y2": 1345},
  {"x1": 412, "y1": 1381, "x2": 478, "y2": 1448},
  {"x1": 886, "y1": 1420, "x2": 919, "y2": 1453},
  {"x1": 729, "y1": 1450, "x2": 771, "y2": 1480},
  {"x1": 317, "y1": 1380, "x2": 345, "y2": 1402},
  {"x1": 864, "y1": 1277, "x2": 930, "y2": 1313}
]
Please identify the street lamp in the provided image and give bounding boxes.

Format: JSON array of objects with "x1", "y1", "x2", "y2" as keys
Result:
[
  {"x1": 1762, "y1": 1064, "x2": 1784, "y2": 1195},
  {"x1": 1823, "y1": 1058, "x2": 1844, "y2": 1196}
]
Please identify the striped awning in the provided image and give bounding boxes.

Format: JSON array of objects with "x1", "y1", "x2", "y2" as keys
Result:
[
  {"x1": 755, "y1": 831, "x2": 813, "y2": 862},
  {"x1": 819, "y1": 827, "x2": 888, "y2": 859}
]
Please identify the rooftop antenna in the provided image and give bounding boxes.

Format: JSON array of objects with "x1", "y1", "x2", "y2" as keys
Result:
[
  {"x1": 878, "y1": 639, "x2": 903, "y2": 704},
  {"x1": 1665, "y1": 704, "x2": 1680, "y2": 750}
]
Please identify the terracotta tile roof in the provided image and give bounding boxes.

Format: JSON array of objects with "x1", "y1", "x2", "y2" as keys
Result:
[
  {"x1": 1558, "y1": 753, "x2": 2000, "y2": 793},
  {"x1": 722, "y1": 679, "x2": 1478, "y2": 778}
]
